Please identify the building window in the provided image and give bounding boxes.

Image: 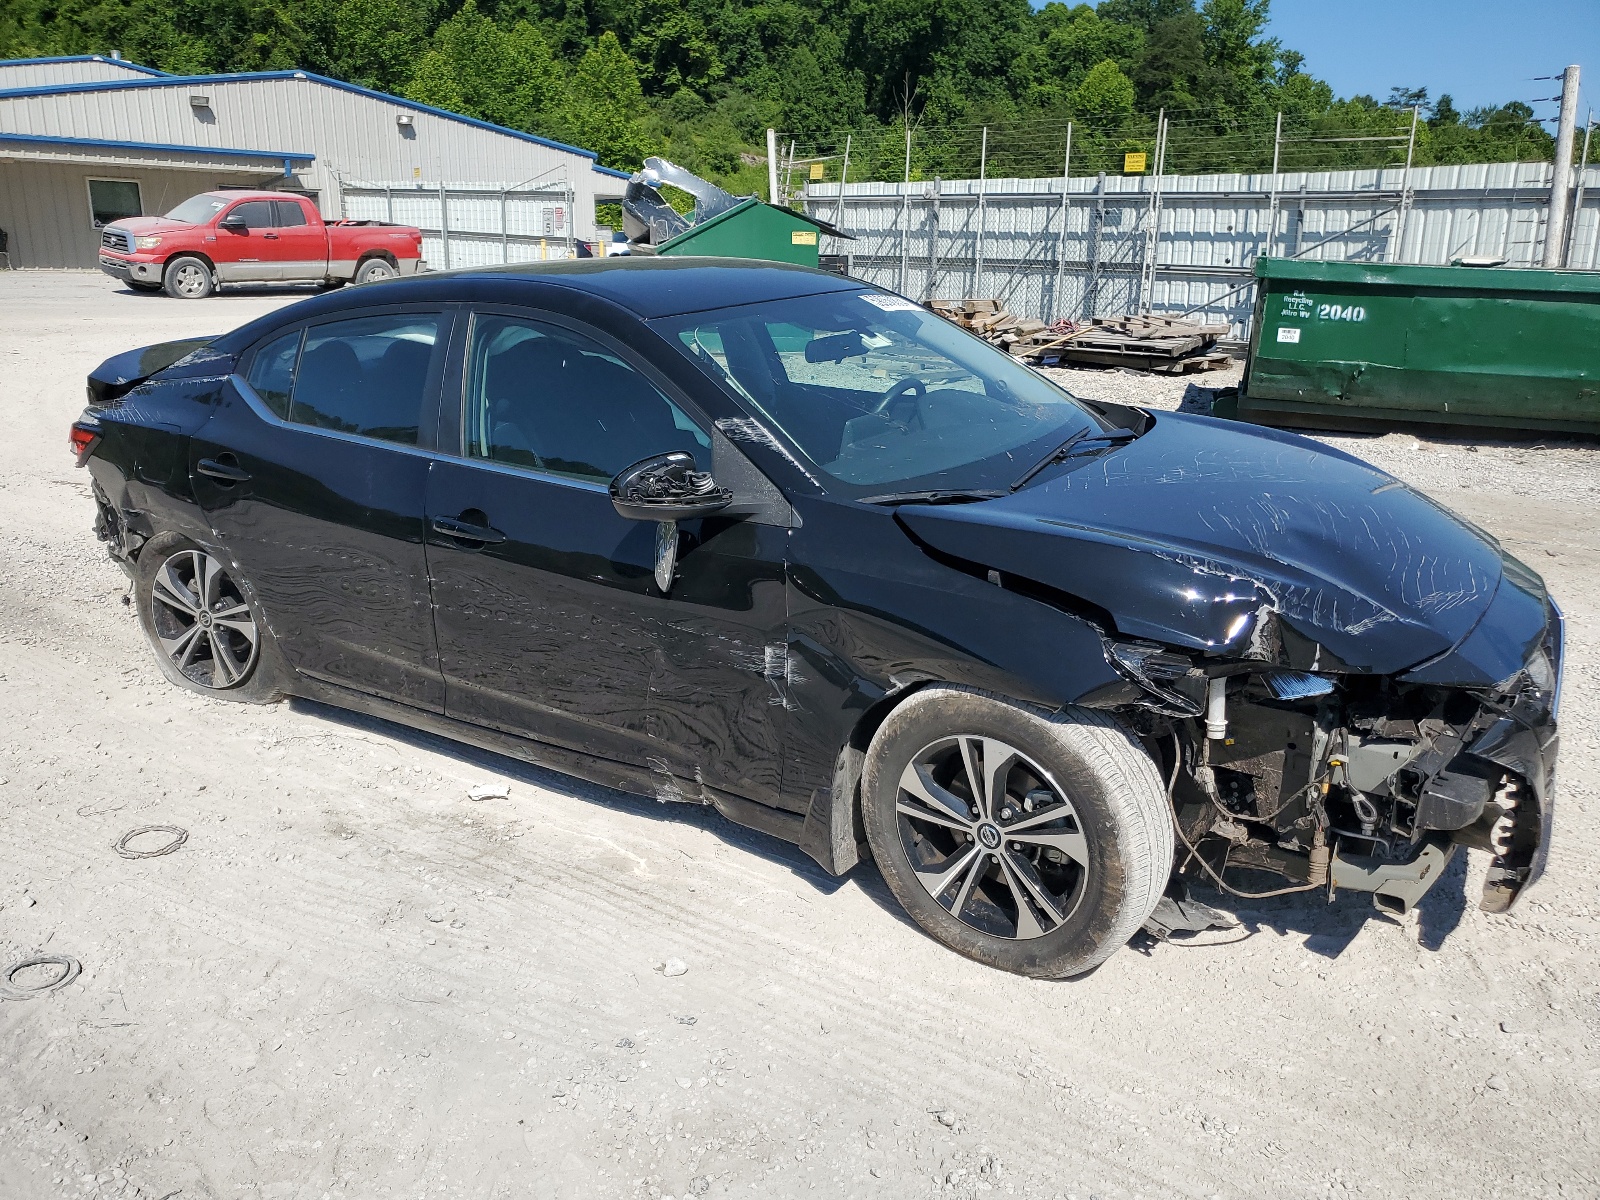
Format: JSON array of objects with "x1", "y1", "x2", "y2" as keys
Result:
[{"x1": 87, "y1": 178, "x2": 142, "y2": 228}]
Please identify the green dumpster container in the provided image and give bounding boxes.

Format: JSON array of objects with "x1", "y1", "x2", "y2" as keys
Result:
[
  {"x1": 655, "y1": 197, "x2": 839, "y2": 266},
  {"x1": 1232, "y1": 257, "x2": 1600, "y2": 435}
]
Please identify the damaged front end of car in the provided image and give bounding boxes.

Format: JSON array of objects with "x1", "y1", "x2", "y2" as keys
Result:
[
  {"x1": 892, "y1": 412, "x2": 1563, "y2": 918},
  {"x1": 1086, "y1": 590, "x2": 1561, "y2": 916}
]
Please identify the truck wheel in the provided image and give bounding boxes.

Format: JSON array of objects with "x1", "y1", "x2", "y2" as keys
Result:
[
  {"x1": 354, "y1": 258, "x2": 396, "y2": 285},
  {"x1": 861, "y1": 686, "x2": 1174, "y2": 978},
  {"x1": 163, "y1": 256, "x2": 214, "y2": 299}
]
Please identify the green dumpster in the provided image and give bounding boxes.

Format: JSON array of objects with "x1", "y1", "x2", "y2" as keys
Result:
[
  {"x1": 1231, "y1": 257, "x2": 1600, "y2": 435},
  {"x1": 655, "y1": 197, "x2": 839, "y2": 266}
]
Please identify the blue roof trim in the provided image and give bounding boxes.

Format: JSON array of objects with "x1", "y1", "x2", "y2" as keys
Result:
[
  {"x1": 0, "y1": 68, "x2": 604, "y2": 163},
  {"x1": 592, "y1": 163, "x2": 632, "y2": 180},
  {"x1": 0, "y1": 55, "x2": 169, "y2": 77},
  {"x1": 0, "y1": 131, "x2": 314, "y2": 162}
]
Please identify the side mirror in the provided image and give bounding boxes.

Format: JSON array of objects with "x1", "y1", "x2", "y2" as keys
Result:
[
  {"x1": 609, "y1": 452, "x2": 732, "y2": 522},
  {"x1": 219, "y1": 218, "x2": 247, "y2": 234}
]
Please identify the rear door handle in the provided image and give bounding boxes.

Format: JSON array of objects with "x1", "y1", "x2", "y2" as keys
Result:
[
  {"x1": 196, "y1": 457, "x2": 251, "y2": 483},
  {"x1": 431, "y1": 516, "x2": 505, "y2": 544}
]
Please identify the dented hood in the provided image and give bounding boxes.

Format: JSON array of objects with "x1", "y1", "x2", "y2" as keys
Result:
[{"x1": 897, "y1": 411, "x2": 1506, "y2": 674}]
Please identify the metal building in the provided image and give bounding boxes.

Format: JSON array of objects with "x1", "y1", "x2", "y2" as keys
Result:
[{"x1": 0, "y1": 56, "x2": 629, "y2": 270}]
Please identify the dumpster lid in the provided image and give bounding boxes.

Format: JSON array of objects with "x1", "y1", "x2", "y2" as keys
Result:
[
  {"x1": 656, "y1": 197, "x2": 851, "y2": 253},
  {"x1": 1254, "y1": 256, "x2": 1600, "y2": 296}
]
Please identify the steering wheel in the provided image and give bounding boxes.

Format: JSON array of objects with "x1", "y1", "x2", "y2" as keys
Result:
[{"x1": 872, "y1": 376, "x2": 927, "y2": 423}]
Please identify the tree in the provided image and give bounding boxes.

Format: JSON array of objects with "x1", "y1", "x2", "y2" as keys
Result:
[
  {"x1": 328, "y1": 0, "x2": 434, "y2": 94},
  {"x1": 1072, "y1": 58, "x2": 1136, "y2": 121},
  {"x1": 553, "y1": 31, "x2": 654, "y2": 170},
  {"x1": 405, "y1": 2, "x2": 563, "y2": 133}
]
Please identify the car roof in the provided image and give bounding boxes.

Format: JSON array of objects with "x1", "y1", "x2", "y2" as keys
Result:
[
  {"x1": 418, "y1": 257, "x2": 868, "y2": 320},
  {"x1": 201, "y1": 191, "x2": 294, "y2": 202}
]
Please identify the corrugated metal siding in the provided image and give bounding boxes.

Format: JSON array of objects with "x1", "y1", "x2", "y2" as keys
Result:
[
  {"x1": 0, "y1": 76, "x2": 613, "y2": 240},
  {"x1": 0, "y1": 159, "x2": 259, "y2": 268},
  {"x1": 343, "y1": 184, "x2": 576, "y2": 268},
  {"x1": 0, "y1": 59, "x2": 157, "y2": 89},
  {"x1": 808, "y1": 161, "x2": 1600, "y2": 336}
]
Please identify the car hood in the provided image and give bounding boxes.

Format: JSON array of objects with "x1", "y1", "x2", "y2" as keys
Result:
[
  {"x1": 896, "y1": 411, "x2": 1510, "y2": 675},
  {"x1": 104, "y1": 216, "x2": 194, "y2": 236}
]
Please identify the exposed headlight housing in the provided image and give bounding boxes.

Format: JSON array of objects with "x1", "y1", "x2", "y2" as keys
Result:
[{"x1": 135, "y1": 236, "x2": 163, "y2": 250}]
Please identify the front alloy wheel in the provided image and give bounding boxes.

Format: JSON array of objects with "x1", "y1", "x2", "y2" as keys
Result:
[
  {"x1": 862, "y1": 688, "x2": 1173, "y2": 978},
  {"x1": 148, "y1": 548, "x2": 260, "y2": 688},
  {"x1": 897, "y1": 736, "x2": 1091, "y2": 940}
]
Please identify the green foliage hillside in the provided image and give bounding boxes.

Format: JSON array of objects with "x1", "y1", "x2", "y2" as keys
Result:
[{"x1": 0, "y1": 0, "x2": 1565, "y2": 189}]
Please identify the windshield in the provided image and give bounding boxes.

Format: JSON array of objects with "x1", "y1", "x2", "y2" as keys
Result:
[
  {"x1": 163, "y1": 195, "x2": 230, "y2": 224},
  {"x1": 656, "y1": 290, "x2": 1114, "y2": 493}
]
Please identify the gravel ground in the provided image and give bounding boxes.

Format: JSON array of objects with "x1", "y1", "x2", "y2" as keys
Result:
[{"x1": 3, "y1": 273, "x2": 1600, "y2": 1200}]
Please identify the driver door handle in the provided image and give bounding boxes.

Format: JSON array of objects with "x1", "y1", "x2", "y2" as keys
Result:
[{"x1": 432, "y1": 515, "x2": 506, "y2": 545}]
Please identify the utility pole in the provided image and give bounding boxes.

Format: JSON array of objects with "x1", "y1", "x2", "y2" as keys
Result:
[
  {"x1": 766, "y1": 129, "x2": 779, "y2": 205},
  {"x1": 833, "y1": 133, "x2": 852, "y2": 230},
  {"x1": 1391, "y1": 105, "x2": 1419, "y2": 262},
  {"x1": 1566, "y1": 112, "x2": 1594, "y2": 267},
  {"x1": 1543, "y1": 64, "x2": 1582, "y2": 268},
  {"x1": 974, "y1": 127, "x2": 989, "y2": 299},
  {"x1": 1263, "y1": 111, "x2": 1283, "y2": 263},
  {"x1": 1050, "y1": 123, "x2": 1073, "y2": 323},
  {"x1": 899, "y1": 122, "x2": 912, "y2": 294}
]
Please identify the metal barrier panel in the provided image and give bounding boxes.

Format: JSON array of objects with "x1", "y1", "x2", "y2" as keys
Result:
[{"x1": 808, "y1": 162, "x2": 1600, "y2": 339}]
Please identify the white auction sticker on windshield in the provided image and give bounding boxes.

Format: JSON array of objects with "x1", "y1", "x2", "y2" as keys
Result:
[{"x1": 859, "y1": 293, "x2": 922, "y2": 312}]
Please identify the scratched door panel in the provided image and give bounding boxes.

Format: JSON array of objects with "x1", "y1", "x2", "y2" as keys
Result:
[
  {"x1": 424, "y1": 460, "x2": 661, "y2": 766},
  {"x1": 642, "y1": 518, "x2": 791, "y2": 810}
]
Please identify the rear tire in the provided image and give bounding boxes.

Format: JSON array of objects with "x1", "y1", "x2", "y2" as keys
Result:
[
  {"x1": 861, "y1": 686, "x2": 1173, "y2": 978},
  {"x1": 163, "y1": 256, "x2": 214, "y2": 299},
  {"x1": 354, "y1": 257, "x2": 397, "y2": 285},
  {"x1": 134, "y1": 534, "x2": 285, "y2": 703}
]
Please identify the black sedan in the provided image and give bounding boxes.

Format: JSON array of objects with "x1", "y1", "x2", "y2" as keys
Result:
[{"x1": 73, "y1": 259, "x2": 1562, "y2": 977}]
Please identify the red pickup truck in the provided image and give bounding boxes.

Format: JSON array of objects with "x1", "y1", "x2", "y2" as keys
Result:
[{"x1": 98, "y1": 190, "x2": 425, "y2": 299}]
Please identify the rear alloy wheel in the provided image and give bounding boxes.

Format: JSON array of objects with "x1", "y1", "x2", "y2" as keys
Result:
[
  {"x1": 163, "y1": 255, "x2": 214, "y2": 299},
  {"x1": 863, "y1": 687, "x2": 1173, "y2": 978},
  {"x1": 135, "y1": 538, "x2": 283, "y2": 702},
  {"x1": 354, "y1": 257, "x2": 397, "y2": 285}
]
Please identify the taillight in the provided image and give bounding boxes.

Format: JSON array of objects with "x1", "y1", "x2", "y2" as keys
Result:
[{"x1": 69, "y1": 420, "x2": 101, "y2": 465}]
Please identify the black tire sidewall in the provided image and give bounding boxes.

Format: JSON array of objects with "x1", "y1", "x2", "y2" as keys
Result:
[
  {"x1": 134, "y1": 534, "x2": 284, "y2": 703},
  {"x1": 863, "y1": 690, "x2": 1141, "y2": 978},
  {"x1": 163, "y1": 256, "x2": 213, "y2": 299},
  {"x1": 355, "y1": 259, "x2": 394, "y2": 284}
]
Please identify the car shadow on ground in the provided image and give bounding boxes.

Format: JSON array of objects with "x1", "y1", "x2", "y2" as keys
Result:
[
  {"x1": 290, "y1": 696, "x2": 875, "y2": 904},
  {"x1": 1139, "y1": 848, "x2": 1472, "y2": 961},
  {"x1": 110, "y1": 282, "x2": 328, "y2": 301}
]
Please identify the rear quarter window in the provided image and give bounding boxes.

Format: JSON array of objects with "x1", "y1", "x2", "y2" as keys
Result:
[{"x1": 244, "y1": 329, "x2": 302, "y2": 419}]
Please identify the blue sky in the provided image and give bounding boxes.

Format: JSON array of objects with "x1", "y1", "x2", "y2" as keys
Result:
[{"x1": 1264, "y1": 0, "x2": 1598, "y2": 119}]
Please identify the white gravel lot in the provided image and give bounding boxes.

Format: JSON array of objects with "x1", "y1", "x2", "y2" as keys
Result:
[{"x1": 2, "y1": 273, "x2": 1599, "y2": 1200}]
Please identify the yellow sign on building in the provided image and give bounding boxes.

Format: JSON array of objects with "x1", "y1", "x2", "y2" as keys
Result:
[
  {"x1": 791, "y1": 229, "x2": 818, "y2": 245},
  {"x1": 1123, "y1": 152, "x2": 1148, "y2": 174}
]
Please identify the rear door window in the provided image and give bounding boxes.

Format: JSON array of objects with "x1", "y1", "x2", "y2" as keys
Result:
[
  {"x1": 273, "y1": 200, "x2": 309, "y2": 227},
  {"x1": 243, "y1": 313, "x2": 442, "y2": 445},
  {"x1": 244, "y1": 329, "x2": 301, "y2": 419}
]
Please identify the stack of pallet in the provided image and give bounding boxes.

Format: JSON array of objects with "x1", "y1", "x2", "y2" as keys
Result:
[
  {"x1": 926, "y1": 299, "x2": 1049, "y2": 351},
  {"x1": 928, "y1": 300, "x2": 1231, "y2": 375}
]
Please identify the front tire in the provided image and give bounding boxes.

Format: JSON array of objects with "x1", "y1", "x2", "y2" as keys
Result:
[
  {"x1": 862, "y1": 687, "x2": 1173, "y2": 978},
  {"x1": 134, "y1": 536, "x2": 284, "y2": 703},
  {"x1": 163, "y1": 256, "x2": 214, "y2": 299}
]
